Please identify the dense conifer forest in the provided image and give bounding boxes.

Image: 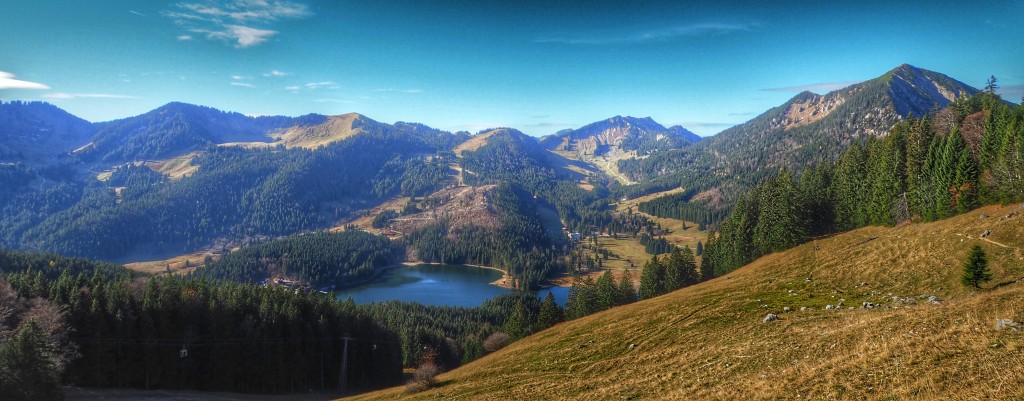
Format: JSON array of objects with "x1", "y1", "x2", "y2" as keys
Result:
[{"x1": 702, "y1": 90, "x2": 1023, "y2": 276}]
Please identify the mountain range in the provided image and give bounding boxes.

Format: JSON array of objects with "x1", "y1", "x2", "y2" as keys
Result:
[{"x1": 0, "y1": 64, "x2": 987, "y2": 262}]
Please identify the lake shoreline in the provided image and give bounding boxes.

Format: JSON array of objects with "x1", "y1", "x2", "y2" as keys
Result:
[
  {"x1": 371, "y1": 261, "x2": 571, "y2": 290},
  {"x1": 335, "y1": 262, "x2": 571, "y2": 307},
  {"x1": 398, "y1": 261, "x2": 518, "y2": 289}
]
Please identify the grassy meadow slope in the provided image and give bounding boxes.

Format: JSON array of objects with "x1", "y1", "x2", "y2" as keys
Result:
[{"x1": 347, "y1": 203, "x2": 1024, "y2": 400}]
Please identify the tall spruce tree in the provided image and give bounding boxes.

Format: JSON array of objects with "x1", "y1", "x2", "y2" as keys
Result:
[
  {"x1": 616, "y1": 269, "x2": 637, "y2": 305},
  {"x1": 0, "y1": 320, "x2": 64, "y2": 401},
  {"x1": 594, "y1": 270, "x2": 618, "y2": 311},
  {"x1": 565, "y1": 276, "x2": 598, "y2": 320},
  {"x1": 535, "y1": 291, "x2": 564, "y2": 330},
  {"x1": 502, "y1": 301, "x2": 532, "y2": 340},
  {"x1": 753, "y1": 169, "x2": 806, "y2": 254},
  {"x1": 664, "y1": 248, "x2": 687, "y2": 291},
  {"x1": 906, "y1": 117, "x2": 934, "y2": 217},
  {"x1": 866, "y1": 128, "x2": 907, "y2": 226},
  {"x1": 638, "y1": 255, "x2": 665, "y2": 299}
]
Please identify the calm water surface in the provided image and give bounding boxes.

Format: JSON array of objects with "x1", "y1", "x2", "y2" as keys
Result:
[{"x1": 335, "y1": 264, "x2": 568, "y2": 307}]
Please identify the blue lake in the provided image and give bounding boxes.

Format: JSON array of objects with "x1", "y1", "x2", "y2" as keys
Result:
[{"x1": 335, "y1": 264, "x2": 569, "y2": 307}]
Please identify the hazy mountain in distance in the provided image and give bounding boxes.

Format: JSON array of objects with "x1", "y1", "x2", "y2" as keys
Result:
[
  {"x1": 77, "y1": 102, "x2": 326, "y2": 162},
  {"x1": 541, "y1": 115, "x2": 700, "y2": 158},
  {"x1": 0, "y1": 101, "x2": 95, "y2": 164}
]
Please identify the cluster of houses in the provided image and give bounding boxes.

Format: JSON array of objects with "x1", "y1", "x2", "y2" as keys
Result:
[
  {"x1": 564, "y1": 226, "x2": 614, "y2": 243},
  {"x1": 259, "y1": 277, "x2": 338, "y2": 295}
]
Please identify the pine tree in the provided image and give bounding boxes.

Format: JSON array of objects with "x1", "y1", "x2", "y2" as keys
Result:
[
  {"x1": 699, "y1": 251, "x2": 714, "y2": 282},
  {"x1": 906, "y1": 117, "x2": 934, "y2": 217},
  {"x1": 638, "y1": 255, "x2": 665, "y2": 299},
  {"x1": 953, "y1": 145, "x2": 980, "y2": 213},
  {"x1": 616, "y1": 269, "x2": 637, "y2": 305},
  {"x1": 502, "y1": 301, "x2": 531, "y2": 340},
  {"x1": 695, "y1": 241, "x2": 703, "y2": 256},
  {"x1": 960, "y1": 245, "x2": 991, "y2": 289},
  {"x1": 753, "y1": 169, "x2": 806, "y2": 253},
  {"x1": 0, "y1": 320, "x2": 64, "y2": 401},
  {"x1": 866, "y1": 128, "x2": 907, "y2": 226},
  {"x1": 535, "y1": 291, "x2": 564, "y2": 330},
  {"x1": 678, "y1": 245, "x2": 699, "y2": 285},
  {"x1": 594, "y1": 270, "x2": 618, "y2": 311},
  {"x1": 564, "y1": 276, "x2": 597, "y2": 320},
  {"x1": 831, "y1": 142, "x2": 870, "y2": 230},
  {"x1": 984, "y1": 75, "x2": 998, "y2": 94},
  {"x1": 663, "y1": 248, "x2": 686, "y2": 291}
]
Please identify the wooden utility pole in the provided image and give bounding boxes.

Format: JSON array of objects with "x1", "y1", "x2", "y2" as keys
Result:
[{"x1": 339, "y1": 334, "x2": 351, "y2": 393}]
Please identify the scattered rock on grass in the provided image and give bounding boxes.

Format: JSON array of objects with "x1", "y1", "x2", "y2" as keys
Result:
[
  {"x1": 981, "y1": 230, "x2": 991, "y2": 237},
  {"x1": 979, "y1": 213, "x2": 989, "y2": 219},
  {"x1": 995, "y1": 319, "x2": 1021, "y2": 331},
  {"x1": 783, "y1": 307, "x2": 792, "y2": 312},
  {"x1": 763, "y1": 314, "x2": 779, "y2": 323}
]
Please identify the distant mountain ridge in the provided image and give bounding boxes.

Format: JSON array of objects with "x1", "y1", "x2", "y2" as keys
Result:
[
  {"x1": 702, "y1": 64, "x2": 978, "y2": 170},
  {"x1": 541, "y1": 115, "x2": 700, "y2": 157},
  {"x1": 0, "y1": 63, "x2": 1008, "y2": 270},
  {"x1": 618, "y1": 64, "x2": 983, "y2": 204},
  {"x1": 78, "y1": 102, "x2": 326, "y2": 162},
  {"x1": 0, "y1": 101, "x2": 95, "y2": 163}
]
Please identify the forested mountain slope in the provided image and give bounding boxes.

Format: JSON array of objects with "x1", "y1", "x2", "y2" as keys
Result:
[
  {"x1": 0, "y1": 101, "x2": 95, "y2": 163},
  {"x1": 615, "y1": 64, "x2": 986, "y2": 225},
  {"x1": 78, "y1": 102, "x2": 326, "y2": 162}
]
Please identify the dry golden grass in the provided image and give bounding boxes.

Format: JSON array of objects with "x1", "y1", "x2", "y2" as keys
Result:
[
  {"x1": 454, "y1": 130, "x2": 501, "y2": 156},
  {"x1": 614, "y1": 188, "x2": 709, "y2": 253},
  {"x1": 217, "y1": 113, "x2": 367, "y2": 150},
  {"x1": 123, "y1": 251, "x2": 218, "y2": 276},
  {"x1": 550, "y1": 149, "x2": 638, "y2": 185},
  {"x1": 143, "y1": 151, "x2": 202, "y2": 180},
  {"x1": 345, "y1": 204, "x2": 1024, "y2": 400},
  {"x1": 594, "y1": 236, "x2": 650, "y2": 272},
  {"x1": 331, "y1": 196, "x2": 412, "y2": 232},
  {"x1": 275, "y1": 113, "x2": 366, "y2": 149}
]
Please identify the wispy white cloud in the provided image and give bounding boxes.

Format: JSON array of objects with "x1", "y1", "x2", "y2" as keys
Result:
[
  {"x1": 762, "y1": 81, "x2": 858, "y2": 94},
  {"x1": 177, "y1": 35, "x2": 193, "y2": 41},
  {"x1": 263, "y1": 70, "x2": 290, "y2": 77},
  {"x1": 43, "y1": 93, "x2": 139, "y2": 99},
  {"x1": 536, "y1": 22, "x2": 753, "y2": 45},
  {"x1": 285, "y1": 85, "x2": 301, "y2": 91},
  {"x1": 0, "y1": 72, "x2": 50, "y2": 90},
  {"x1": 230, "y1": 75, "x2": 246, "y2": 80},
  {"x1": 129, "y1": 10, "x2": 148, "y2": 17},
  {"x1": 164, "y1": 0, "x2": 312, "y2": 48},
  {"x1": 305, "y1": 81, "x2": 338, "y2": 90},
  {"x1": 230, "y1": 82, "x2": 255, "y2": 88},
  {"x1": 227, "y1": 25, "x2": 277, "y2": 48}
]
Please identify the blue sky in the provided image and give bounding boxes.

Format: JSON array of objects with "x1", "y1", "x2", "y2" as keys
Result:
[{"x1": 1, "y1": 0, "x2": 1022, "y2": 136}]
